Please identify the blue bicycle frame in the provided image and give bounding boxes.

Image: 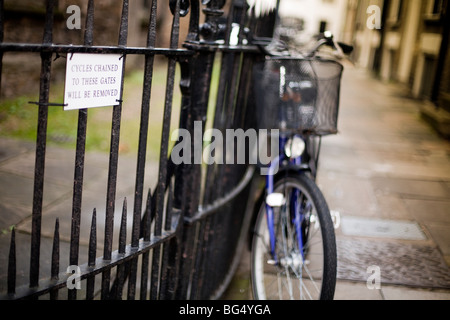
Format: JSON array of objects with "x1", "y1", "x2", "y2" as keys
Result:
[{"x1": 265, "y1": 134, "x2": 308, "y2": 265}]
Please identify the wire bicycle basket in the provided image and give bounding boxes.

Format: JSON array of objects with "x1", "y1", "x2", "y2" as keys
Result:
[{"x1": 254, "y1": 57, "x2": 344, "y2": 136}]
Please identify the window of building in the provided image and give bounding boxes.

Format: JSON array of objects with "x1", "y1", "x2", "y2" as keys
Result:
[
  {"x1": 431, "y1": 0, "x2": 444, "y2": 14},
  {"x1": 424, "y1": 0, "x2": 445, "y2": 22},
  {"x1": 388, "y1": 0, "x2": 404, "y2": 24},
  {"x1": 421, "y1": 54, "x2": 438, "y2": 98},
  {"x1": 319, "y1": 21, "x2": 328, "y2": 33}
]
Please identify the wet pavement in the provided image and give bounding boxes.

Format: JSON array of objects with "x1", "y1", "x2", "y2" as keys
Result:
[{"x1": 1, "y1": 64, "x2": 450, "y2": 299}]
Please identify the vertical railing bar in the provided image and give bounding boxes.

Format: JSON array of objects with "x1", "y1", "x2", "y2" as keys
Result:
[
  {"x1": 151, "y1": 0, "x2": 181, "y2": 300},
  {"x1": 203, "y1": 2, "x2": 249, "y2": 297},
  {"x1": 172, "y1": 58, "x2": 191, "y2": 213},
  {"x1": 143, "y1": 189, "x2": 153, "y2": 242},
  {"x1": 189, "y1": 1, "x2": 236, "y2": 299},
  {"x1": 174, "y1": 171, "x2": 198, "y2": 299},
  {"x1": 114, "y1": 199, "x2": 128, "y2": 300},
  {"x1": 186, "y1": 0, "x2": 199, "y2": 42},
  {"x1": 30, "y1": 0, "x2": 56, "y2": 290},
  {"x1": 7, "y1": 228, "x2": 16, "y2": 296},
  {"x1": 190, "y1": 220, "x2": 207, "y2": 299},
  {"x1": 86, "y1": 209, "x2": 97, "y2": 300},
  {"x1": 175, "y1": 0, "x2": 226, "y2": 298},
  {"x1": 172, "y1": 63, "x2": 194, "y2": 299},
  {"x1": 165, "y1": 237, "x2": 181, "y2": 300},
  {"x1": 208, "y1": 2, "x2": 255, "y2": 295},
  {"x1": 146, "y1": 0, "x2": 158, "y2": 47},
  {"x1": 119, "y1": 199, "x2": 127, "y2": 254},
  {"x1": 159, "y1": 181, "x2": 174, "y2": 299},
  {"x1": 128, "y1": 197, "x2": 140, "y2": 300},
  {"x1": 139, "y1": 189, "x2": 152, "y2": 300},
  {"x1": 50, "y1": 219, "x2": 59, "y2": 300},
  {"x1": 117, "y1": 0, "x2": 129, "y2": 47},
  {"x1": 102, "y1": 0, "x2": 128, "y2": 300},
  {"x1": 208, "y1": 48, "x2": 252, "y2": 298},
  {"x1": 68, "y1": 0, "x2": 95, "y2": 301},
  {"x1": 0, "y1": 0, "x2": 4, "y2": 95},
  {"x1": 103, "y1": 0, "x2": 129, "y2": 260},
  {"x1": 174, "y1": 209, "x2": 197, "y2": 299},
  {"x1": 113, "y1": 264, "x2": 128, "y2": 300},
  {"x1": 200, "y1": 53, "x2": 246, "y2": 297},
  {"x1": 154, "y1": 0, "x2": 181, "y2": 237},
  {"x1": 133, "y1": 0, "x2": 158, "y2": 252},
  {"x1": 106, "y1": 199, "x2": 128, "y2": 300},
  {"x1": 42, "y1": 0, "x2": 55, "y2": 44},
  {"x1": 128, "y1": 0, "x2": 158, "y2": 301},
  {"x1": 126, "y1": 259, "x2": 138, "y2": 300},
  {"x1": 84, "y1": 0, "x2": 95, "y2": 45},
  {"x1": 164, "y1": 180, "x2": 174, "y2": 232},
  {"x1": 134, "y1": 0, "x2": 158, "y2": 269},
  {"x1": 149, "y1": 245, "x2": 161, "y2": 300},
  {"x1": 195, "y1": 51, "x2": 238, "y2": 294},
  {"x1": 202, "y1": 60, "x2": 233, "y2": 204}
]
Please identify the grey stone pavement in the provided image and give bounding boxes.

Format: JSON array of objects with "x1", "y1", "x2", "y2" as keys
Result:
[{"x1": 1, "y1": 64, "x2": 450, "y2": 300}]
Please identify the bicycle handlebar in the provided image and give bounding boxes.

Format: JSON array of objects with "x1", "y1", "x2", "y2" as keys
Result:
[
  {"x1": 252, "y1": 31, "x2": 353, "y2": 59},
  {"x1": 304, "y1": 32, "x2": 353, "y2": 58}
]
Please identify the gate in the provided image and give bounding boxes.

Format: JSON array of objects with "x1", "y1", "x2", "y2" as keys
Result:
[{"x1": 0, "y1": 0, "x2": 277, "y2": 299}]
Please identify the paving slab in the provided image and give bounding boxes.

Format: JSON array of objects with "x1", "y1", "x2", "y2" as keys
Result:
[
  {"x1": 337, "y1": 238, "x2": 450, "y2": 289},
  {"x1": 340, "y1": 216, "x2": 427, "y2": 240},
  {"x1": 381, "y1": 286, "x2": 450, "y2": 300},
  {"x1": 334, "y1": 281, "x2": 383, "y2": 300}
]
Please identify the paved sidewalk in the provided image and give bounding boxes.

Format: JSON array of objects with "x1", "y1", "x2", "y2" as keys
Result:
[{"x1": 223, "y1": 64, "x2": 450, "y2": 300}]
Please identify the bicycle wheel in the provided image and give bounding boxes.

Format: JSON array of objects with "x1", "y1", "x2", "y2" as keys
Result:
[{"x1": 251, "y1": 172, "x2": 337, "y2": 300}]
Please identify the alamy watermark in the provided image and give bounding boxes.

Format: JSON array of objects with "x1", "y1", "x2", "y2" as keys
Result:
[
  {"x1": 367, "y1": 5, "x2": 382, "y2": 30},
  {"x1": 66, "y1": 5, "x2": 81, "y2": 30},
  {"x1": 66, "y1": 4, "x2": 382, "y2": 31},
  {"x1": 367, "y1": 265, "x2": 382, "y2": 290},
  {"x1": 170, "y1": 121, "x2": 280, "y2": 175},
  {"x1": 66, "y1": 263, "x2": 382, "y2": 291},
  {"x1": 66, "y1": 265, "x2": 81, "y2": 290}
]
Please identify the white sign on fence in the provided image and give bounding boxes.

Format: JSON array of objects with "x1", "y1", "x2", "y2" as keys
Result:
[{"x1": 64, "y1": 53, "x2": 124, "y2": 110}]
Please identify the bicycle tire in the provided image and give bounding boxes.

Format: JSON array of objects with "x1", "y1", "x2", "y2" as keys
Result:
[{"x1": 251, "y1": 172, "x2": 337, "y2": 300}]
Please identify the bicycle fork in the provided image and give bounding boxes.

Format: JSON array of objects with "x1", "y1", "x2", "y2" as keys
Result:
[{"x1": 265, "y1": 154, "x2": 305, "y2": 266}]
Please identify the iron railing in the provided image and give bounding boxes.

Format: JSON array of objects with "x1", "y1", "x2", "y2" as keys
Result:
[{"x1": 0, "y1": 0, "x2": 277, "y2": 299}]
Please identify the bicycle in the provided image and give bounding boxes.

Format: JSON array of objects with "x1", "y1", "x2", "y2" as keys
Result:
[{"x1": 250, "y1": 32, "x2": 353, "y2": 300}]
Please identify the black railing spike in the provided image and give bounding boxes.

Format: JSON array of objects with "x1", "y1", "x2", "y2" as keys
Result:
[
  {"x1": 165, "y1": 180, "x2": 174, "y2": 231},
  {"x1": 86, "y1": 209, "x2": 97, "y2": 300},
  {"x1": 50, "y1": 219, "x2": 60, "y2": 300},
  {"x1": 7, "y1": 227, "x2": 16, "y2": 295},
  {"x1": 131, "y1": 193, "x2": 141, "y2": 249},
  {"x1": 139, "y1": 189, "x2": 152, "y2": 300},
  {"x1": 141, "y1": 188, "x2": 152, "y2": 241},
  {"x1": 119, "y1": 198, "x2": 127, "y2": 254},
  {"x1": 84, "y1": 0, "x2": 95, "y2": 46},
  {"x1": 51, "y1": 219, "x2": 60, "y2": 280},
  {"x1": 88, "y1": 209, "x2": 97, "y2": 267}
]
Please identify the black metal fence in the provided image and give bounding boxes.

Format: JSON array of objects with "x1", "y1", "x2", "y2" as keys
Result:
[{"x1": 0, "y1": 0, "x2": 277, "y2": 299}]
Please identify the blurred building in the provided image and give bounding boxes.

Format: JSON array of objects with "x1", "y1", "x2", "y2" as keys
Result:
[
  {"x1": 278, "y1": 0, "x2": 349, "y2": 44},
  {"x1": 342, "y1": 0, "x2": 450, "y2": 138}
]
